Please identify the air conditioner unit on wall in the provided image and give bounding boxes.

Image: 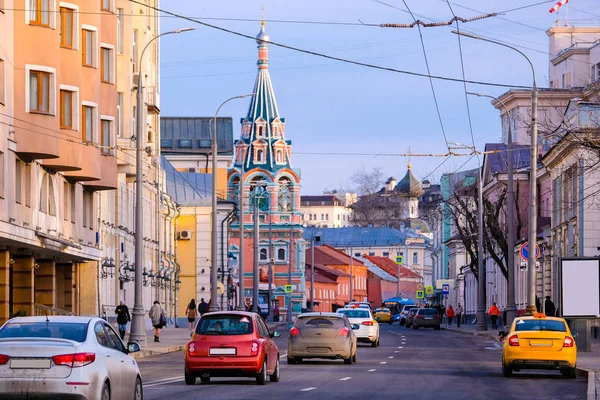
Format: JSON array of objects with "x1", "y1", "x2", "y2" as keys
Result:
[{"x1": 178, "y1": 230, "x2": 192, "y2": 240}]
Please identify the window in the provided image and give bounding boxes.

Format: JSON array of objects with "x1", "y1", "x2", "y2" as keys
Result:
[
  {"x1": 321, "y1": 214, "x2": 324, "y2": 221},
  {"x1": 63, "y1": 182, "x2": 69, "y2": 221},
  {"x1": 354, "y1": 252, "x2": 361, "y2": 257},
  {"x1": 132, "y1": 105, "x2": 136, "y2": 138},
  {"x1": 0, "y1": 152, "x2": 3, "y2": 199},
  {"x1": 83, "y1": 190, "x2": 93, "y2": 228},
  {"x1": 412, "y1": 252, "x2": 419, "y2": 265},
  {"x1": 29, "y1": 0, "x2": 50, "y2": 26},
  {"x1": 258, "y1": 126, "x2": 264, "y2": 137},
  {"x1": 60, "y1": 90, "x2": 72, "y2": 128},
  {"x1": 117, "y1": 92, "x2": 123, "y2": 137},
  {"x1": 132, "y1": 29, "x2": 138, "y2": 72},
  {"x1": 256, "y1": 149, "x2": 264, "y2": 163},
  {"x1": 15, "y1": 160, "x2": 22, "y2": 204},
  {"x1": 25, "y1": 163, "x2": 31, "y2": 207},
  {"x1": 277, "y1": 248, "x2": 286, "y2": 261},
  {"x1": 82, "y1": 29, "x2": 95, "y2": 67},
  {"x1": 70, "y1": 184, "x2": 76, "y2": 223},
  {"x1": 39, "y1": 173, "x2": 56, "y2": 216},
  {"x1": 100, "y1": 47, "x2": 113, "y2": 83},
  {"x1": 0, "y1": 58, "x2": 4, "y2": 105},
  {"x1": 383, "y1": 252, "x2": 390, "y2": 257},
  {"x1": 117, "y1": 9, "x2": 124, "y2": 53},
  {"x1": 325, "y1": 214, "x2": 329, "y2": 220},
  {"x1": 313, "y1": 214, "x2": 316, "y2": 220},
  {"x1": 101, "y1": 0, "x2": 111, "y2": 12},
  {"x1": 368, "y1": 252, "x2": 375, "y2": 256},
  {"x1": 259, "y1": 248, "x2": 268, "y2": 261},
  {"x1": 60, "y1": 7, "x2": 73, "y2": 48},
  {"x1": 82, "y1": 105, "x2": 93, "y2": 142},
  {"x1": 179, "y1": 139, "x2": 192, "y2": 148},
  {"x1": 100, "y1": 119, "x2": 111, "y2": 154},
  {"x1": 29, "y1": 70, "x2": 50, "y2": 114},
  {"x1": 276, "y1": 150, "x2": 283, "y2": 163}
]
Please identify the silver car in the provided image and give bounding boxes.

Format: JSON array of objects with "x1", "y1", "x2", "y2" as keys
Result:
[{"x1": 0, "y1": 316, "x2": 142, "y2": 400}]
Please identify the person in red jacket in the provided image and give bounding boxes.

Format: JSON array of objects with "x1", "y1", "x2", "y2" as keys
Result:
[
  {"x1": 488, "y1": 302, "x2": 500, "y2": 329},
  {"x1": 446, "y1": 305, "x2": 455, "y2": 326}
]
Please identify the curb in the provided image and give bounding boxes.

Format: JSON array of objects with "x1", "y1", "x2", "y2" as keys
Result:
[
  {"x1": 132, "y1": 345, "x2": 186, "y2": 359},
  {"x1": 443, "y1": 327, "x2": 498, "y2": 341}
]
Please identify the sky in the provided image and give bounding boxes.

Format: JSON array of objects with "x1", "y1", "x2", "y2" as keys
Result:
[{"x1": 159, "y1": 0, "x2": 600, "y2": 194}]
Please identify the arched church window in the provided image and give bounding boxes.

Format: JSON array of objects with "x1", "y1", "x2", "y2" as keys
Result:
[
  {"x1": 229, "y1": 177, "x2": 240, "y2": 202},
  {"x1": 276, "y1": 150, "x2": 283, "y2": 163},
  {"x1": 277, "y1": 248, "x2": 286, "y2": 261},
  {"x1": 258, "y1": 126, "x2": 264, "y2": 137},
  {"x1": 251, "y1": 177, "x2": 269, "y2": 212},
  {"x1": 256, "y1": 149, "x2": 264, "y2": 163},
  {"x1": 260, "y1": 248, "x2": 268, "y2": 261},
  {"x1": 278, "y1": 177, "x2": 292, "y2": 212}
]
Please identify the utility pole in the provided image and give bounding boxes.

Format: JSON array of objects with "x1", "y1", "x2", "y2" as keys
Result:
[
  {"x1": 287, "y1": 224, "x2": 293, "y2": 323},
  {"x1": 251, "y1": 191, "x2": 260, "y2": 313},
  {"x1": 267, "y1": 211, "x2": 273, "y2": 321},
  {"x1": 310, "y1": 236, "x2": 315, "y2": 312},
  {"x1": 237, "y1": 161, "x2": 245, "y2": 310},
  {"x1": 349, "y1": 246, "x2": 354, "y2": 302}
]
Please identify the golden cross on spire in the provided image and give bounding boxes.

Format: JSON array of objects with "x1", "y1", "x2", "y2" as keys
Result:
[
  {"x1": 407, "y1": 147, "x2": 412, "y2": 169},
  {"x1": 261, "y1": 5, "x2": 265, "y2": 26}
]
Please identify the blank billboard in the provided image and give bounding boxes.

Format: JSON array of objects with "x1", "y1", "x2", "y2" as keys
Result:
[{"x1": 560, "y1": 258, "x2": 600, "y2": 318}]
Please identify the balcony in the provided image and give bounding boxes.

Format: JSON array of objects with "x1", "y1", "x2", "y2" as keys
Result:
[{"x1": 146, "y1": 87, "x2": 160, "y2": 115}]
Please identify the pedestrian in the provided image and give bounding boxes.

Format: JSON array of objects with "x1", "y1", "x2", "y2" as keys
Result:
[
  {"x1": 544, "y1": 296, "x2": 556, "y2": 316},
  {"x1": 149, "y1": 300, "x2": 166, "y2": 343},
  {"x1": 536, "y1": 296, "x2": 541, "y2": 312},
  {"x1": 185, "y1": 299, "x2": 198, "y2": 330},
  {"x1": 456, "y1": 303, "x2": 464, "y2": 328},
  {"x1": 197, "y1": 298, "x2": 209, "y2": 316},
  {"x1": 115, "y1": 300, "x2": 131, "y2": 340},
  {"x1": 273, "y1": 303, "x2": 280, "y2": 322},
  {"x1": 488, "y1": 302, "x2": 500, "y2": 329},
  {"x1": 446, "y1": 305, "x2": 455, "y2": 326}
]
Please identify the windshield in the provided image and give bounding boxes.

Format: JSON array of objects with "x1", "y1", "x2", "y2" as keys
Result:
[
  {"x1": 338, "y1": 309, "x2": 370, "y2": 319},
  {"x1": 297, "y1": 316, "x2": 344, "y2": 328},
  {"x1": 196, "y1": 314, "x2": 254, "y2": 335},
  {"x1": 418, "y1": 309, "x2": 438, "y2": 315},
  {"x1": 375, "y1": 308, "x2": 390, "y2": 313},
  {"x1": 0, "y1": 322, "x2": 88, "y2": 342},
  {"x1": 514, "y1": 319, "x2": 567, "y2": 332}
]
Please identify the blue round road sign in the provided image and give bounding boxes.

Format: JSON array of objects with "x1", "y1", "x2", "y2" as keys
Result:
[{"x1": 520, "y1": 242, "x2": 540, "y2": 261}]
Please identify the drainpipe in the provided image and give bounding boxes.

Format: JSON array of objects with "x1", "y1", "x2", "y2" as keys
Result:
[{"x1": 578, "y1": 159, "x2": 584, "y2": 257}]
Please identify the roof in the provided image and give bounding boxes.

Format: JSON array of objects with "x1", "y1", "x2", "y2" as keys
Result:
[
  {"x1": 160, "y1": 117, "x2": 234, "y2": 155},
  {"x1": 395, "y1": 165, "x2": 423, "y2": 197},
  {"x1": 305, "y1": 266, "x2": 337, "y2": 284},
  {"x1": 304, "y1": 226, "x2": 429, "y2": 247},
  {"x1": 305, "y1": 244, "x2": 364, "y2": 267},
  {"x1": 364, "y1": 263, "x2": 398, "y2": 282},
  {"x1": 314, "y1": 264, "x2": 351, "y2": 278},
  {"x1": 360, "y1": 255, "x2": 421, "y2": 279},
  {"x1": 301, "y1": 195, "x2": 337, "y2": 202},
  {"x1": 161, "y1": 156, "x2": 210, "y2": 206}
]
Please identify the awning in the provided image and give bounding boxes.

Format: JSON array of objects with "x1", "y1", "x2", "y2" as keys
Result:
[{"x1": 35, "y1": 231, "x2": 82, "y2": 250}]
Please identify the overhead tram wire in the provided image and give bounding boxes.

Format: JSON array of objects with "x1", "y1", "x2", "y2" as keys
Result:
[{"x1": 128, "y1": 0, "x2": 532, "y2": 90}]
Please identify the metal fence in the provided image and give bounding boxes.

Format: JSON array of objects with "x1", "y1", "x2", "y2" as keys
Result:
[{"x1": 33, "y1": 304, "x2": 74, "y2": 317}]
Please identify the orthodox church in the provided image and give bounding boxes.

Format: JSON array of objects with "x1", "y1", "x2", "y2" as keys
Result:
[{"x1": 227, "y1": 22, "x2": 306, "y2": 315}]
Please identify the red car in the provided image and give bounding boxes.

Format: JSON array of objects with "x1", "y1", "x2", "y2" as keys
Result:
[{"x1": 184, "y1": 311, "x2": 281, "y2": 385}]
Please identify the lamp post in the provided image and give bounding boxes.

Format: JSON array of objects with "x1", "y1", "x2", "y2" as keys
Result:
[
  {"x1": 287, "y1": 224, "x2": 293, "y2": 324},
  {"x1": 454, "y1": 30, "x2": 538, "y2": 315},
  {"x1": 131, "y1": 27, "x2": 194, "y2": 346},
  {"x1": 310, "y1": 236, "x2": 315, "y2": 312},
  {"x1": 468, "y1": 92, "x2": 517, "y2": 326},
  {"x1": 249, "y1": 180, "x2": 267, "y2": 314},
  {"x1": 210, "y1": 93, "x2": 256, "y2": 312}
]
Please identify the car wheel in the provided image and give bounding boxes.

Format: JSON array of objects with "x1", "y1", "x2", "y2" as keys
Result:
[
  {"x1": 502, "y1": 361, "x2": 512, "y2": 377},
  {"x1": 371, "y1": 339, "x2": 377, "y2": 347},
  {"x1": 270, "y1": 358, "x2": 280, "y2": 382},
  {"x1": 389, "y1": 322, "x2": 393, "y2": 325},
  {"x1": 434, "y1": 325, "x2": 441, "y2": 330},
  {"x1": 352, "y1": 350, "x2": 357, "y2": 363},
  {"x1": 343, "y1": 355, "x2": 352, "y2": 364},
  {"x1": 564, "y1": 367, "x2": 577, "y2": 379},
  {"x1": 101, "y1": 382, "x2": 110, "y2": 400},
  {"x1": 287, "y1": 356, "x2": 296, "y2": 364},
  {"x1": 134, "y1": 377, "x2": 143, "y2": 400},
  {"x1": 184, "y1": 371, "x2": 196, "y2": 385},
  {"x1": 200, "y1": 374, "x2": 210, "y2": 384},
  {"x1": 256, "y1": 359, "x2": 268, "y2": 385}
]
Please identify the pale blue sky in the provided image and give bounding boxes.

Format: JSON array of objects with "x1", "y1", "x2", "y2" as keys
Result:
[{"x1": 159, "y1": 0, "x2": 599, "y2": 193}]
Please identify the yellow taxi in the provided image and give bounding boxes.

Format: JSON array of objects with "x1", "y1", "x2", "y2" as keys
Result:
[
  {"x1": 500, "y1": 313, "x2": 577, "y2": 378},
  {"x1": 373, "y1": 308, "x2": 392, "y2": 325}
]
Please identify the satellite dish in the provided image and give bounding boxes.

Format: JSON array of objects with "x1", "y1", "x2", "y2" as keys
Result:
[{"x1": 216, "y1": 282, "x2": 225, "y2": 295}]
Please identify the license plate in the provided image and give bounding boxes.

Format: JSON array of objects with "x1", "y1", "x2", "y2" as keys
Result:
[
  {"x1": 424, "y1": 317, "x2": 433, "y2": 320},
  {"x1": 209, "y1": 348, "x2": 236, "y2": 355},
  {"x1": 529, "y1": 340, "x2": 552, "y2": 347},
  {"x1": 10, "y1": 358, "x2": 51, "y2": 369}
]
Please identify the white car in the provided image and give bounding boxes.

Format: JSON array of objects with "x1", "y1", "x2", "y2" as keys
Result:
[
  {"x1": 337, "y1": 308, "x2": 379, "y2": 347},
  {"x1": 0, "y1": 316, "x2": 143, "y2": 400}
]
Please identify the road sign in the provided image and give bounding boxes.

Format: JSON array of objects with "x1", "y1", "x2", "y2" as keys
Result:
[
  {"x1": 519, "y1": 262, "x2": 541, "y2": 272},
  {"x1": 284, "y1": 284, "x2": 293, "y2": 293},
  {"x1": 425, "y1": 286, "x2": 434, "y2": 295},
  {"x1": 395, "y1": 255, "x2": 404, "y2": 265},
  {"x1": 520, "y1": 242, "x2": 541, "y2": 261},
  {"x1": 416, "y1": 290, "x2": 425, "y2": 299},
  {"x1": 244, "y1": 288, "x2": 253, "y2": 296},
  {"x1": 442, "y1": 284, "x2": 450, "y2": 295},
  {"x1": 417, "y1": 283, "x2": 424, "y2": 290}
]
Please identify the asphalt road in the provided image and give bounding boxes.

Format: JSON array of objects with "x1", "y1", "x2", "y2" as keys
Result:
[{"x1": 138, "y1": 324, "x2": 587, "y2": 400}]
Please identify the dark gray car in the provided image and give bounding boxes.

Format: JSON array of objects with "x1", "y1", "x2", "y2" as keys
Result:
[{"x1": 412, "y1": 308, "x2": 441, "y2": 330}]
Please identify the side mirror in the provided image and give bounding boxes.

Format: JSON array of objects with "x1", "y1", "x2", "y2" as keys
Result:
[
  {"x1": 127, "y1": 342, "x2": 141, "y2": 353},
  {"x1": 498, "y1": 331, "x2": 507, "y2": 338},
  {"x1": 351, "y1": 324, "x2": 360, "y2": 330},
  {"x1": 572, "y1": 332, "x2": 578, "y2": 339},
  {"x1": 190, "y1": 332, "x2": 193, "y2": 338},
  {"x1": 270, "y1": 331, "x2": 281, "y2": 338}
]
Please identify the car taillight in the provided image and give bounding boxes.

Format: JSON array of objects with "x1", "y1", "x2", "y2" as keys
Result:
[
  {"x1": 338, "y1": 327, "x2": 350, "y2": 337},
  {"x1": 436, "y1": 314, "x2": 440, "y2": 319},
  {"x1": 0, "y1": 354, "x2": 9, "y2": 365},
  {"x1": 52, "y1": 353, "x2": 95, "y2": 368},
  {"x1": 250, "y1": 341, "x2": 259, "y2": 356},
  {"x1": 417, "y1": 315, "x2": 423, "y2": 319},
  {"x1": 290, "y1": 327, "x2": 300, "y2": 336},
  {"x1": 563, "y1": 336, "x2": 574, "y2": 348},
  {"x1": 362, "y1": 321, "x2": 374, "y2": 326},
  {"x1": 188, "y1": 342, "x2": 196, "y2": 357},
  {"x1": 508, "y1": 335, "x2": 519, "y2": 346}
]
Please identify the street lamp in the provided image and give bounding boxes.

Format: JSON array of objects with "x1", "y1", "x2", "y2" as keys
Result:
[
  {"x1": 131, "y1": 27, "x2": 194, "y2": 346},
  {"x1": 467, "y1": 92, "x2": 517, "y2": 326},
  {"x1": 249, "y1": 179, "x2": 268, "y2": 314},
  {"x1": 210, "y1": 93, "x2": 256, "y2": 312},
  {"x1": 453, "y1": 30, "x2": 538, "y2": 316}
]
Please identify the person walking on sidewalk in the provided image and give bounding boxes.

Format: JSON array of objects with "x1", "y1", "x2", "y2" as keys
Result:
[
  {"x1": 198, "y1": 298, "x2": 209, "y2": 316},
  {"x1": 115, "y1": 300, "x2": 131, "y2": 340},
  {"x1": 186, "y1": 299, "x2": 198, "y2": 330},
  {"x1": 456, "y1": 303, "x2": 464, "y2": 327},
  {"x1": 446, "y1": 305, "x2": 455, "y2": 326},
  {"x1": 544, "y1": 296, "x2": 556, "y2": 316},
  {"x1": 149, "y1": 300, "x2": 166, "y2": 343},
  {"x1": 488, "y1": 302, "x2": 500, "y2": 329}
]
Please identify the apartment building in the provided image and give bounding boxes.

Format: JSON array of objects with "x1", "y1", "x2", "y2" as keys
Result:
[{"x1": 300, "y1": 194, "x2": 353, "y2": 228}]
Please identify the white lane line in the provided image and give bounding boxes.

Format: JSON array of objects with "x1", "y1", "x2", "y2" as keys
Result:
[
  {"x1": 300, "y1": 387, "x2": 317, "y2": 392},
  {"x1": 339, "y1": 377, "x2": 352, "y2": 381},
  {"x1": 398, "y1": 346, "x2": 404, "y2": 349},
  {"x1": 394, "y1": 351, "x2": 400, "y2": 353},
  {"x1": 368, "y1": 369, "x2": 377, "y2": 372},
  {"x1": 144, "y1": 376, "x2": 184, "y2": 385},
  {"x1": 380, "y1": 361, "x2": 387, "y2": 365},
  {"x1": 388, "y1": 356, "x2": 394, "y2": 359},
  {"x1": 144, "y1": 377, "x2": 184, "y2": 388},
  {"x1": 279, "y1": 352, "x2": 288, "y2": 359}
]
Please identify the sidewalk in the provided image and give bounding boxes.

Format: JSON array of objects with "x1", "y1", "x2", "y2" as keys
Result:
[
  {"x1": 444, "y1": 322, "x2": 598, "y2": 400},
  {"x1": 127, "y1": 321, "x2": 290, "y2": 359}
]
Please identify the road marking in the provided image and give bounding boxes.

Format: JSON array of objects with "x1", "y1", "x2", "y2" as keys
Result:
[
  {"x1": 144, "y1": 376, "x2": 184, "y2": 388},
  {"x1": 394, "y1": 351, "x2": 399, "y2": 353},
  {"x1": 368, "y1": 369, "x2": 376, "y2": 372},
  {"x1": 279, "y1": 352, "x2": 288, "y2": 359},
  {"x1": 339, "y1": 377, "x2": 352, "y2": 381},
  {"x1": 388, "y1": 356, "x2": 394, "y2": 359},
  {"x1": 380, "y1": 361, "x2": 387, "y2": 365},
  {"x1": 398, "y1": 346, "x2": 403, "y2": 349},
  {"x1": 300, "y1": 387, "x2": 317, "y2": 392}
]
